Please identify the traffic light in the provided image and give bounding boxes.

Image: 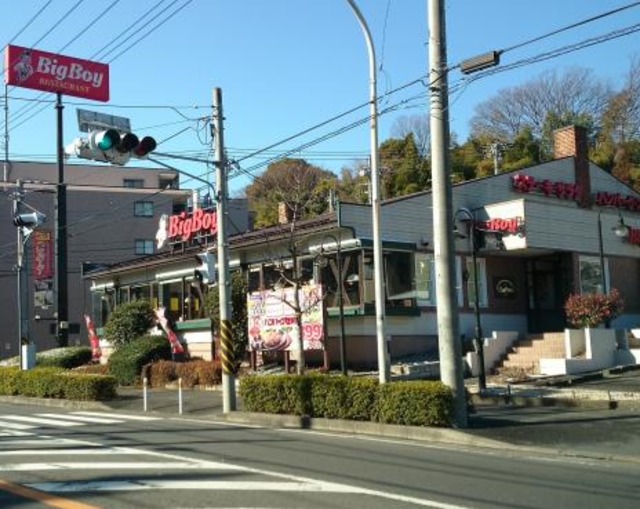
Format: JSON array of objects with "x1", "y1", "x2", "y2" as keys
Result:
[
  {"x1": 194, "y1": 251, "x2": 216, "y2": 285},
  {"x1": 65, "y1": 129, "x2": 157, "y2": 166},
  {"x1": 13, "y1": 211, "x2": 46, "y2": 228}
]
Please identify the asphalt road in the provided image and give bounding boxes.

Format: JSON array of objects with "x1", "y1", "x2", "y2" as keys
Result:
[{"x1": 0, "y1": 402, "x2": 638, "y2": 509}]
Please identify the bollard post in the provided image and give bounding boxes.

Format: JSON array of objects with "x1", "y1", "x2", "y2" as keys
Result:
[
  {"x1": 178, "y1": 377, "x2": 183, "y2": 415},
  {"x1": 143, "y1": 377, "x2": 148, "y2": 412}
]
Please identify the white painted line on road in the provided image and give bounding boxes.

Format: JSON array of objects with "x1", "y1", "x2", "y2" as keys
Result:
[
  {"x1": 37, "y1": 413, "x2": 122, "y2": 424},
  {"x1": 0, "y1": 415, "x2": 83, "y2": 427},
  {"x1": 0, "y1": 448, "x2": 140, "y2": 456},
  {"x1": 0, "y1": 420, "x2": 36, "y2": 430},
  {"x1": 72, "y1": 411, "x2": 160, "y2": 421},
  {"x1": 27, "y1": 479, "x2": 475, "y2": 509},
  {"x1": 0, "y1": 461, "x2": 242, "y2": 472},
  {"x1": 0, "y1": 439, "x2": 101, "y2": 448}
]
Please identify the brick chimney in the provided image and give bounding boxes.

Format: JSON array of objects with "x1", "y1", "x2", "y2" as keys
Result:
[
  {"x1": 553, "y1": 125, "x2": 591, "y2": 207},
  {"x1": 278, "y1": 202, "x2": 293, "y2": 224}
]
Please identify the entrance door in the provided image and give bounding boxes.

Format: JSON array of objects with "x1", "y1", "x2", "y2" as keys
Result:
[{"x1": 526, "y1": 254, "x2": 572, "y2": 333}]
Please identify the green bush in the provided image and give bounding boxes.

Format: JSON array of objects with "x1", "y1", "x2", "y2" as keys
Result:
[
  {"x1": 0, "y1": 367, "x2": 116, "y2": 401},
  {"x1": 103, "y1": 300, "x2": 156, "y2": 347},
  {"x1": 374, "y1": 381, "x2": 453, "y2": 427},
  {"x1": 36, "y1": 347, "x2": 93, "y2": 369},
  {"x1": 108, "y1": 335, "x2": 172, "y2": 386},
  {"x1": 239, "y1": 375, "x2": 453, "y2": 427}
]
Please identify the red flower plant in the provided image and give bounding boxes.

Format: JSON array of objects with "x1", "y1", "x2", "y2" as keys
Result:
[{"x1": 564, "y1": 289, "x2": 624, "y2": 328}]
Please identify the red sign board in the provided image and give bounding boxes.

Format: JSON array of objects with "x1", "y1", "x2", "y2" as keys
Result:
[
  {"x1": 5, "y1": 45, "x2": 109, "y2": 102},
  {"x1": 33, "y1": 230, "x2": 53, "y2": 280}
]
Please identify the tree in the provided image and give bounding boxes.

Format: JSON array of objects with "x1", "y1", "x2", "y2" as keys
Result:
[
  {"x1": 379, "y1": 134, "x2": 430, "y2": 198},
  {"x1": 390, "y1": 114, "x2": 430, "y2": 157},
  {"x1": 245, "y1": 159, "x2": 337, "y2": 227},
  {"x1": 471, "y1": 68, "x2": 611, "y2": 146},
  {"x1": 103, "y1": 300, "x2": 156, "y2": 347}
]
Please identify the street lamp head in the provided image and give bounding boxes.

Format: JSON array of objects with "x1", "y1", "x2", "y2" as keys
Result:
[{"x1": 613, "y1": 216, "x2": 630, "y2": 239}]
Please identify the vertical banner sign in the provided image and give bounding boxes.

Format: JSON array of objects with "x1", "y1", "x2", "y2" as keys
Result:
[
  {"x1": 154, "y1": 307, "x2": 185, "y2": 355},
  {"x1": 4, "y1": 45, "x2": 110, "y2": 102},
  {"x1": 247, "y1": 284, "x2": 325, "y2": 351},
  {"x1": 32, "y1": 230, "x2": 53, "y2": 280},
  {"x1": 83, "y1": 314, "x2": 102, "y2": 362}
]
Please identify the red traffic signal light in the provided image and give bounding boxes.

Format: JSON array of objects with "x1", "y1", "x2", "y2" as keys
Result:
[{"x1": 133, "y1": 136, "x2": 157, "y2": 158}]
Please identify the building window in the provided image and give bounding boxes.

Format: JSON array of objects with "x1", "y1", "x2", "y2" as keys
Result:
[
  {"x1": 135, "y1": 239, "x2": 154, "y2": 255},
  {"x1": 134, "y1": 201, "x2": 154, "y2": 217},
  {"x1": 579, "y1": 255, "x2": 607, "y2": 294},
  {"x1": 415, "y1": 253, "x2": 435, "y2": 306},
  {"x1": 466, "y1": 257, "x2": 488, "y2": 308},
  {"x1": 124, "y1": 179, "x2": 144, "y2": 188}
]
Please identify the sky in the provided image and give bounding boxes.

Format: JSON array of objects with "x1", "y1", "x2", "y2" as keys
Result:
[{"x1": 1, "y1": 0, "x2": 640, "y2": 196}]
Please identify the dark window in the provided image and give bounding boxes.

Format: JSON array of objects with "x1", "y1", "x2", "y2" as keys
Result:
[
  {"x1": 124, "y1": 179, "x2": 144, "y2": 188},
  {"x1": 134, "y1": 201, "x2": 154, "y2": 217},
  {"x1": 134, "y1": 239, "x2": 154, "y2": 255}
]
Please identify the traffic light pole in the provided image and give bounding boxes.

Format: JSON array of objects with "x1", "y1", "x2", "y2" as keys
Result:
[
  {"x1": 213, "y1": 88, "x2": 236, "y2": 413},
  {"x1": 55, "y1": 93, "x2": 69, "y2": 347}
]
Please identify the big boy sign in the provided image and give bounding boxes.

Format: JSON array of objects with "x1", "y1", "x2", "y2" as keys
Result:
[{"x1": 5, "y1": 45, "x2": 109, "y2": 102}]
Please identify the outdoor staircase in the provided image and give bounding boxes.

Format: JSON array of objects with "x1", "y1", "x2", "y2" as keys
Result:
[{"x1": 493, "y1": 332, "x2": 567, "y2": 376}]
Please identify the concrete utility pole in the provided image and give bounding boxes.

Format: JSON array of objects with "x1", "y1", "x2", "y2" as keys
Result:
[
  {"x1": 213, "y1": 88, "x2": 236, "y2": 413},
  {"x1": 14, "y1": 181, "x2": 29, "y2": 361},
  {"x1": 428, "y1": 0, "x2": 468, "y2": 427}
]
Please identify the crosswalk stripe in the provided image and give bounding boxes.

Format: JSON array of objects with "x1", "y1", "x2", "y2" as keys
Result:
[
  {"x1": 0, "y1": 415, "x2": 83, "y2": 427},
  {"x1": 0, "y1": 461, "x2": 229, "y2": 472},
  {"x1": 0, "y1": 448, "x2": 139, "y2": 456},
  {"x1": 0, "y1": 420, "x2": 35, "y2": 430},
  {"x1": 37, "y1": 413, "x2": 122, "y2": 424},
  {"x1": 72, "y1": 411, "x2": 160, "y2": 421}
]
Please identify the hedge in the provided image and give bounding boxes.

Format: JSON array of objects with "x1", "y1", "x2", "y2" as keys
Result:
[
  {"x1": 108, "y1": 335, "x2": 172, "y2": 386},
  {"x1": 36, "y1": 347, "x2": 93, "y2": 369},
  {"x1": 239, "y1": 375, "x2": 454, "y2": 427},
  {"x1": 0, "y1": 367, "x2": 117, "y2": 401},
  {"x1": 142, "y1": 360, "x2": 222, "y2": 388}
]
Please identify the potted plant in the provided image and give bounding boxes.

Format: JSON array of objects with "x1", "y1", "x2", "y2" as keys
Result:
[{"x1": 564, "y1": 289, "x2": 624, "y2": 328}]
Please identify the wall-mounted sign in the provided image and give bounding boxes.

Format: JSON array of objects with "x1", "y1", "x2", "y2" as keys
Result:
[
  {"x1": 512, "y1": 174, "x2": 583, "y2": 202},
  {"x1": 5, "y1": 45, "x2": 109, "y2": 102},
  {"x1": 494, "y1": 277, "x2": 517, "y2": 298},
  {"x1": 476, "y1": 217, "x2": 525, "y2": 236},
  {"x1": 156, "y1": 209, "x2": 218, "y2": 249},
  {"x1": 626, "y1": 226, "x2": 640, "y2": 246},
  {"x1": 595, "y1": 192, "x2": 640, "y2": 212}
]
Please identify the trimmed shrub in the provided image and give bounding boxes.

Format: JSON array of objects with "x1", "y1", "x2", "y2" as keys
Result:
[
  {"x1": 143, "y1": 360, "x2": 222, "y2": 388},
  {"x1": 36, "y1": 347, "x2": 93, "y2": 369},
  {"x1": 0, "y1": 367, "x2": 116, "y2": 401},
  {"x1": 108, "y1": 335, "x2": 172, "y2": 386},
  {"x1": 374, "y1": 381, "x2": 453, "y2": 427},
  {"x1": 239, "y1": 375, "x2": 453, "y2": 427},
  {"x1": 0, "y1": 367, "x2": 20, "y2": 395},
  {"x1": 103, "y1": 300, "x2": 156, "y2": 347},
  {"x1": 240, "y1": 375, "x2": 312, "y2": 416},
  {"x1": 73, "y1": 364, "x2": 110, "y2": 376}
]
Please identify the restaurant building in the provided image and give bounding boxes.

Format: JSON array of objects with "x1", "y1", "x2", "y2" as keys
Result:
[{"x1": 85, "y1": 126, "x2": 640, "y2": 369}]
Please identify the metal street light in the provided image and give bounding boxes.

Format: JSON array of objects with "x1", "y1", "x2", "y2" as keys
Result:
[
  {"x1": 346, "y1": 0, "x2": 389, "y2": 384},
  {"x1": 316, "y1": 234, "x2": 347, "y2": 375},
  {"x1": 454, "y1": 207, "x2": 486, "y2": 392},
  {"x1": 597, "y1": 208, "x2": 629, "y2": 328}
]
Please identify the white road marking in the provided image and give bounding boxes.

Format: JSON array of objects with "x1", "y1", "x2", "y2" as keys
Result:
[
  {"x1": 72, "y1": 411, "x2": 160, "y2": 421},
  {"x1": 0, "y1": 461, "x2": 240, "y2": 472},
  {"x1": 37, "y1": 413, "x2": 122, "y2": 424},
  {"x1": 0, "y1": 420, "x2": 36, "y2": 430},
  {"x1": 0, "y1": 415, "x2": 83, "y2": 427},
  {"x1": 0, "y1": 448, "x2": 141, "y2": 456}
]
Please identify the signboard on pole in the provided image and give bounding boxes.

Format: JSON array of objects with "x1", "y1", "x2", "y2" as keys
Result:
[
  {"x1": 247, "y1": 284, "x2": 325, "y2": 352},
  {"x1": 4, "y1": 45, "x2": 110, "y2": 102}
]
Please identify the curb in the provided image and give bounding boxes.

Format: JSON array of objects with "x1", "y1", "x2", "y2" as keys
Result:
[{"x1": 0, "y1": 395, "x2": 111, "y2": 410}]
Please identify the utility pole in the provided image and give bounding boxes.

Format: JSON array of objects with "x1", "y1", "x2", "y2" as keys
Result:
[
  {"x1": 428, "y1": 0, "x2": 468, "y2": 427},
  {"x1": 14, "y1": 181, "x2": 29, "y2": 364},
  {"x1": 55, "y1": 92, "x2": 69, "y2": 347},
  {"x1": 213, "y1": 87, "x2": 236, "y2": 412}
]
